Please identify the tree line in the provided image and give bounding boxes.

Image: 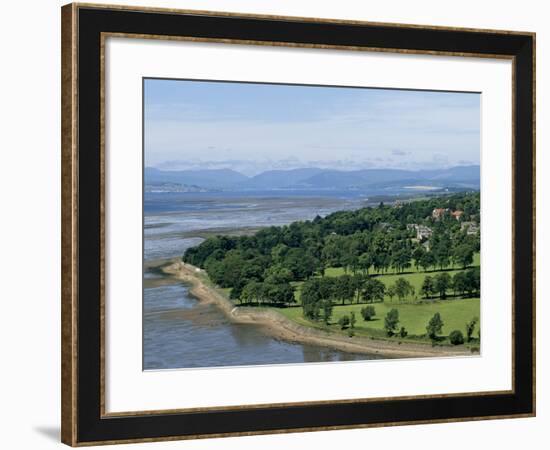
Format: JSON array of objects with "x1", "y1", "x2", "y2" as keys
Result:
[
  {"x1": 298, "y1": 267, "x2": 480, "y2": 322},
  {"x1": 182, "y1": 192, "x2": 480, "y2": 304}
]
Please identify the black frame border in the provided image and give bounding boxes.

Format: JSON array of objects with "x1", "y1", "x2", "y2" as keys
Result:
[{"x1": 63, "y1": 3, "x2": 535, "y2": 445}]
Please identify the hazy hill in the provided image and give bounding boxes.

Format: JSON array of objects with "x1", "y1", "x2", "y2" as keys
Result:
[
  {"x1": 144, "y1": 167, "x2": 248, "y2": 190},
  {"x1": 144, "y1": 165, "x2": 480, "y2": 191},
  {"x1": 299, "y1": 169, "x2": 413, "y2": 189},
  {"x1": 237, "y1": 168, "x2": 325, "y2": 189}
]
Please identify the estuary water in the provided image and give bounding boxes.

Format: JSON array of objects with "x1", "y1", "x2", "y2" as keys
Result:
[{"x1": 143, "y1": 190, "x2": 380, "y2": 370}]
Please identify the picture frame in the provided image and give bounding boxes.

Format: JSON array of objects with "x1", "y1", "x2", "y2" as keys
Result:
[{"x1": 61, "y1": 2, "x2": 535, "y2": 446}]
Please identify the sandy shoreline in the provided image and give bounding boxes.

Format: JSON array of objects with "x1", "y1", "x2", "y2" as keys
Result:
[{"x1": 160, "y1": 260, "x2": 473, "y2": 359}]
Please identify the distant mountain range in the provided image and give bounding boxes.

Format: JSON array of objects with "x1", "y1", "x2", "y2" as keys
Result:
[
  {"x1": 144, "y1": 165, "x2": 480, "y2": 192},
  {"x1": 144, "y1": 181, "x2": 214, "y2": 193},
  {"x1": 145, "y1": 168, "x2": 248, "y2": 189}
]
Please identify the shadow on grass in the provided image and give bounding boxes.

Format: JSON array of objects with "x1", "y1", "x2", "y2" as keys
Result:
[{"x1": 370, "y1": 264, "x2": 479, "y2": 278}]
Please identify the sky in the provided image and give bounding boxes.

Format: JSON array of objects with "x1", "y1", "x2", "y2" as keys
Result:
[{"x1": 144, "y1": 78, "x2": 480, "y2": 176}]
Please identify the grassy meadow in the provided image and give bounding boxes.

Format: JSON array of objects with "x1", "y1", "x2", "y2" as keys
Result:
[
  {"x1": 215, "y1": 249, "x2": 481, "y2": 346},
  {"x1": 269, "y1": 253, "x2": 481, "y2": 346},
  {"x1": 276, "y1": 297, "x2": 479, "y2": 339}
]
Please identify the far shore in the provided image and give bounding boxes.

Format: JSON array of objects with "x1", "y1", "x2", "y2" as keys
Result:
[{"x1": 159, "y1": 259, "x2": 474, "y2": 359}]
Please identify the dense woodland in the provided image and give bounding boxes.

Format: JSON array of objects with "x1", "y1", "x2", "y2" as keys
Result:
[{"x1": 183, "y1": 192, "x2": 480, "y2": 321}]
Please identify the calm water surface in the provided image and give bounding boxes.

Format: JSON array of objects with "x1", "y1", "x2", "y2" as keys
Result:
[{"x1": 143, "y1": 191, "x2": 381, "y2": 370}]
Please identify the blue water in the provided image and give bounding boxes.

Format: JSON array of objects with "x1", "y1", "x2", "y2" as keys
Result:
[{"x1": 143, "y1": 191, "x2": 379, "y2": 370}]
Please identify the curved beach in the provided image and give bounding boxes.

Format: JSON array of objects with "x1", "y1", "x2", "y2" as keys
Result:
[{"x1": 161, "y1": 260, "x2": 473, "y2": 359}]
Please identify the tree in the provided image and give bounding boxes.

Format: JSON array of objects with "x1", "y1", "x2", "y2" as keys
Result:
[
  {"x1": 338, "y1": 315, "x2": 350, "y2": 330},
  {"x1": 434, "y1": 272, "x2": 451, "y2": 299},
  {"x1": 229, "y1": 277, "x2": 248, "y2": 303},
  {"x1": 432, "y1": 233, "x2": 452, "y2": 269},
  {"x1": 465, "y1": 267, "x2": 480, "y2": 296},
  {"x1": 360, "y1": 305, "x2": 376, "y2": 321},
  {"x1": 391, "y1": 246, "x2": 412, "y2": 273},
  {"x1": 271, "y1": 243, "x2": 289, "y2": 264},
  {"x1": 301, "y1": 279, "x2": 322, "y2": 321},
  {"x1": 449, "y1": 330, "x2": 465, "y2": 345},
  {"x1": 350, "y1": 311, "x2": 356, "y2": 329},
  {"x1": 393, "y1": 278, "x2": 414, "y2": 302},
  {"x1": 282, "y1": 248, "x2": 317, "y2": 280},
  {"x1": 386, "y1": 285, "x2": 396, "y2": 302},
  {"x1": 466, "y1": 317, "x2": 478, "y2": 342},
  {"x1": 358, "y1": 252, "x2": 374, "y2": 275},
  {"x1": 263, "y1": 264, "x2": 293, "y2": 284},
  {"x1": 384, "y1": 308, "x2": 400, "y2": 336},
  {"x1": 318, "y1": 277, "x2": 337, "y2": 303},
  {"x1": 412, "y1": 246, "x2": 426, "y2": 271},
  {"x1": 322, "y1": 234, "x2": 345, "y2": 268},
  {"x1": 420, "y1": 251, "x2": 436, "y2": 272},
  {"x1": 452, "y1": 271, "x2": 468, "y2": 296},
  {"x1": 426, "y1": 312, "x2": 444, "y2": 340},
  {"x1": 336, "y1": 274, "x2": 355, "y2": 305},
  {"x1": 361, "y1": 277, "x2": 386, "y2": 303},
  {"x1": 265, "y1": 283, "x2": 295, "y2": 306},
  {"x1": 453, "y1": 244, "x2": 474, "y2": 269},
  {"x1": 399, "y1": 326, "x2": 408, "y2": 338},
  {"x1": 421, "y1": 275, "x2": 435, "y2": 299},
  {"x1": 351, "y1": 273, "x2": 365, "y2": 303},
  {"x1": 322, "y1": 299, "x2": 333, "y2": 325}
]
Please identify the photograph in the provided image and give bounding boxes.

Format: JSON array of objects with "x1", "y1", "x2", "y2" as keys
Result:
[
  {"x1": 143, "y1": 79, "x2": 482, "y2": 370},
  {"x1": 55, "y1": 3, "x2": 535, "y2": 446}
]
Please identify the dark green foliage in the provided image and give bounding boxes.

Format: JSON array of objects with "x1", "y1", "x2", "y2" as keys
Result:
[
  {"x1": 386, "y1": 285, "x2": 396, "y2": 302},
  {"x1": 384, "y1": 308, "x2": 400, "y2": 336},
  {"x1": 449, "y1": 330, "x2": 465, "y2": 345},
  {"x1": 426, "y1": 312, "x2": 444, "y2": 340},
  {"x1": 338, "y1": 315, "x2": 350, "y2": 330},
  {"x1": 434, "y1": 273, "x2": 452, "y2": 299},
  {"x1": 466, "y1": 317, "x2": 479, "y2": 342},
  {"x1": 465, "y1": 267, "x2": 480, "y2": 296},
  {"x1": 265, "y1": 283, "x2": 296, "y2": 306},
  {"x1": 322, "y1": 299, "x2": 333, "y2": 325},
  {"x1": 301, "y1": 279, "x2": 323, "y2": 321},
  {"x1": 392, "y1": 278, "x2": 415, "y2": 302},
  {"x1": 335, "y1": 274, "x2": 355, "y2": 305},
  {"x1": 453, "y1": 243, "x2": 474, "y2": 268},
  {"x1": 390, "y1": 245, "x2": 412, "y2": 273},
  {"x1": 229, "y1": 278, "x2": 247, "y2": 303},
  {"x1": 360, "y1": 305, "x2": 376, "y2": 321},
  {"x1": 183, "y1": 236, "x2": 237, "y2": 268},
  {"x1": 263, "y1": 264, "x2": 293, "y2": 284},
  {"x1": 412, "y1": 246, "x2": 426, "y2": 271},
  {"x1": 421, "y1": 275, "x2": 435, "y2": 299},
  {"x1": 419, "y1": 251, "x2": 436, "y2": 272},
  {"x1": 452, "y1": 271, "x2": 468, "y2": 296},
  {"x1": 361, "y1": 278, "x2": 386, "y2": 303},
  {"x1": 182, "y1": 192, "x2": 480, "y2": 309},
  {"x1": 350, "y1": 311, "x2": 356, "y2": 329},
  {"x1": 240, "y1": 281, "x2": 265, "y2": 305},
  {"x1": 399, "y1": 326, "x2": 408, "y2": 338}
]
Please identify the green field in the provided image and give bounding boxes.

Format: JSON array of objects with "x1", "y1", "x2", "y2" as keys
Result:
[
  {"x1": 276, "y1": 254, "x2": 480, "y2": 345},
  {"x1": 294, "y1": 253, "x2": 479, "y2": 304},
  {"x1": 219, "y1": 254, "x2": 480, "y2": 346},
  {"x1": 275, "y1": 297, "x2": 479, "y2": 339}
]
